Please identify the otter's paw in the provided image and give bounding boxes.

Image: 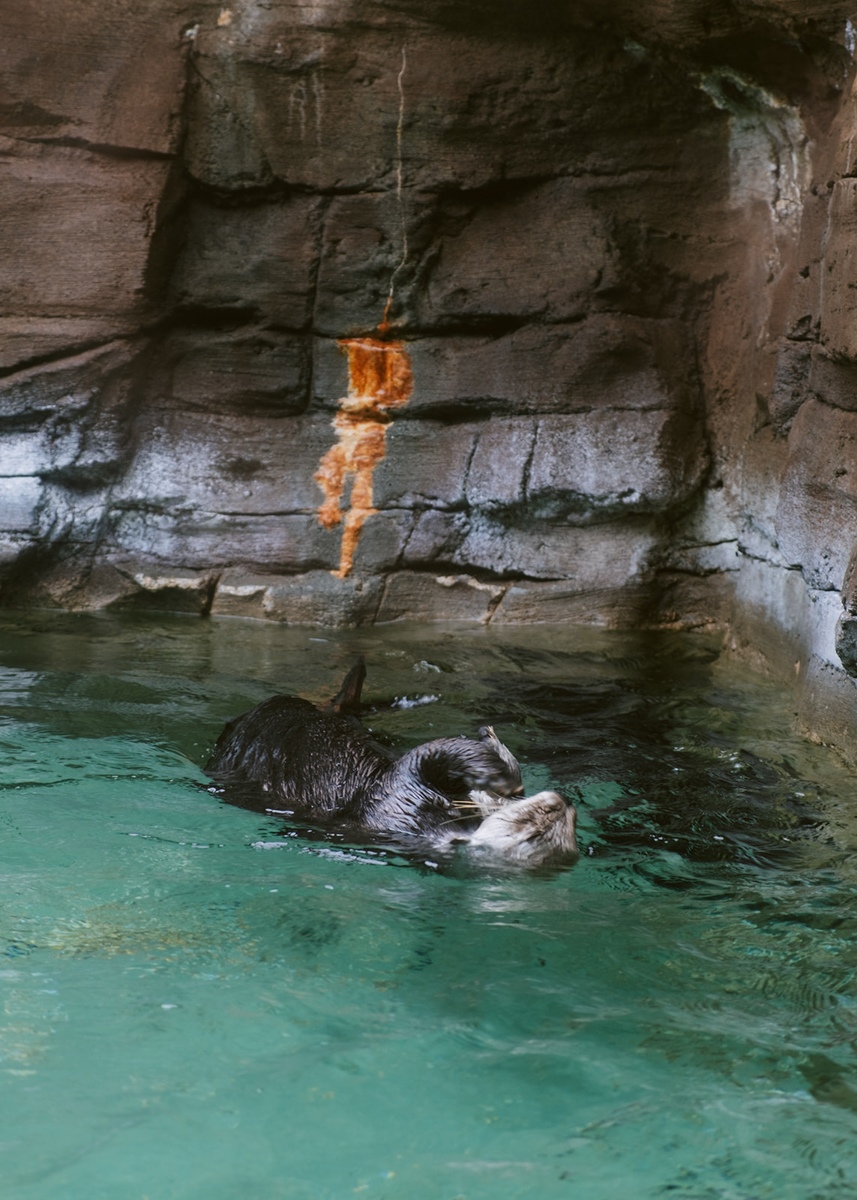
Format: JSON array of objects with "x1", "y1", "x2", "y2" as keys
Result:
[
  {"x1": 466, "y1": 791, "x2": 578, "y2": 865},
  {"x1": 416, "y1": 737, "x2": 521, "y2": 798},
  {"x1": 469, "y1": 727, "x2": 525, "y2": 815}
]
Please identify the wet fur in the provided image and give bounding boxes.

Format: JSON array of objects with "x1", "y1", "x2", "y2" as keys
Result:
[{"x1": 207, "y1": 661, "x2": 578, "y2": 863}]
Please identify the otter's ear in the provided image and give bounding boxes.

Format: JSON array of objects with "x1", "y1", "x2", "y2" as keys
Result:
[{"x1": 330, "y1": 657, "x2": 366, "y2": 713}]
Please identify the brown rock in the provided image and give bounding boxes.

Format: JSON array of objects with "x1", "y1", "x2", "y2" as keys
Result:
[
  {"x1": 424, "y1": 179, "x2": 612, "y2": 325},
  {"x1": 6, "y1": 0, "x2": 857, "y2": 783},
  {"x1": 106, "y1": 565, "x2": 219, "y2": 614},
  {"x1": 0, "y1": 318, "x2": 140, "y2": 374},
  {"x1": 2, "y1": 0, "x2": 188, "y2": 154},
  {"x1": 651, "y1": 570, "x2": 735, "y2": 630},
  {"x1": 171, "y1": 196, "x2": 323, "y2": 328},
  {"x1": 39, "y1": 559, "x2": 219, "y2": 616},
  {"x1": 818, "y1": 177, "x2": 857, "y2": 362},
  {"x1": 798, "y1": 656, "x2": 857, "y2": 768},
  {"x1": 0, "y1": 143, "x2": 170, "y2": 320}
]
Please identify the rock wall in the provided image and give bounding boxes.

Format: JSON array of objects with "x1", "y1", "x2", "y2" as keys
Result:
[{"x1": 4, "y1": 0, "x2": 857, "y2": 747}]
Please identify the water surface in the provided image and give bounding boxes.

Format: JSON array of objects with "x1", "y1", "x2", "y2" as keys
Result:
[{"x1": 1, "y1": 611, "x2": 856, "y2": 1199}]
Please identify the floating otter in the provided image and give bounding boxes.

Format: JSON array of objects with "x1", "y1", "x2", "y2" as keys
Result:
[{"x1": 206, "y1": 659, "x2": 578, "y2": 866}]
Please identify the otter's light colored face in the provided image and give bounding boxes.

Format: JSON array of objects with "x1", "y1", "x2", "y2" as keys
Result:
[
  {"x1": 460, "y1": 728, "x2": 578, "y2": 865},
  {"x1": 467, "y1": 791, "x2": 578, "y2": 864}
]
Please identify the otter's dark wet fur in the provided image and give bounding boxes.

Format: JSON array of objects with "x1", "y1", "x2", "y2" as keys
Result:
[{"x1": 206, "y1": 659, "x2": 578, "y2": 863}]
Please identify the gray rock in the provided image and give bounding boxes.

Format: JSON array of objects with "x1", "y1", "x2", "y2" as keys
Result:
[
  {"x1": 835, "y1": 544, "x2": 857, "y2": 677},
  {"x1": 526, "y1": 411, "x2": 707, "y2": 522},
  {"x1": 313, "y1": 191, "x2": 429, "y2": 335},
  {"x1": 375, "y1": 571, "x2": 505, "y2": 624},
  {"x1": 835, "y1": 612, "x2": 857, "y2": 676},
  {"x1": 0, "y1": 478, "x2": 42, "y2": 532},
  {"x1": 491, "y1": 579, "x2": 651, "y2": 625},
  {"x1": 107, "y1": 509, "x2": 341, "y2": 572},
  {"x1": 401, "y1": 510, "x2": 469, "y2": 564},
  {"x1": 183, "y1": 17, "x2": 661, "y2": 196},
  {"x1": 211, "y1": 568, "x2": 383, "y2": 626},
  {"x1": 372, "y1": 421, "x2": 480, "y2": 510},
  {"x1": 776, "y1": 399, "x2": 857, "y2": 591},
  {"x1": 771, "y1": 338, "x2": 812, "y2": 427},
  {"x1": 314, "y1": 318, "x2": 699, "y2": 418},
  {"x1": 465, "y1": 418, "x2": 535, "y2": 511},
  {"x1": 0, "y1": 340, "x2": 138, "y2": 423},
  {"x1": 113, "y1": 411, "x2": 335, "y2": 515},
  {"x1": 454, "y1": 516, "x2": 659, "y2": 582},
  {"x1": 809, "y1": 346, "x2": 857, "y2": 415},
  {"x1": 168, "y1": 331, "x2": 311, "y2": 416},
  {"x1": 349, "y1": 511, "x2": 414, "y2": 572}
]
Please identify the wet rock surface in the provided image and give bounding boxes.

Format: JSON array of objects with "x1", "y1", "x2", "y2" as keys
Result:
[{"x1": 3, "y1": 0, "x2": 857, "y2": 751}]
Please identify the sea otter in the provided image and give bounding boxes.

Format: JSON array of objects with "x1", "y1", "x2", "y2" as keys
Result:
[{"x1": 206, "y1": 659, "x2": 578, "y2": 866}]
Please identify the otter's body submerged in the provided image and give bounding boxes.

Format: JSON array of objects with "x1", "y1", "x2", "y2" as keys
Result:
[{"x1": 206, "y1": 661, "x2": 578, "y2": 865}]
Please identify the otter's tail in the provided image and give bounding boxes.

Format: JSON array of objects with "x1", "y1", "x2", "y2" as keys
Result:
[{"x1": 329, "y1": 656, "x2": 366, "y2": 714}]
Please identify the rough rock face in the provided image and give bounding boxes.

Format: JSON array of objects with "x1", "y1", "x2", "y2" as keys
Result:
[{"x1": 4, "y1": 0, "x2": 857, "y2": 748}]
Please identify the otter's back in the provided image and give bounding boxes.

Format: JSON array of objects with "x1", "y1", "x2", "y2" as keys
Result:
[{"x1": 205, "y1": 695, "x2": 391, "y2": 816}]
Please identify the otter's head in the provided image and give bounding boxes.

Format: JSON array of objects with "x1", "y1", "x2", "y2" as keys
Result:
[{"x1": 466, "y1": 790, "x2": 578, "y2": 865}]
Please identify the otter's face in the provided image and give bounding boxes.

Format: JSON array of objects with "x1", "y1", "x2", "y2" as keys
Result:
[{"x1": 466, "y1": 790, "x2": 578, "y2": 865}]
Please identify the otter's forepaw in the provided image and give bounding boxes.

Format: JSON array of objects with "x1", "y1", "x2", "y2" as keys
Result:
[{"x1": 415, "y1": 738, "x2": 520, "y2": 798}]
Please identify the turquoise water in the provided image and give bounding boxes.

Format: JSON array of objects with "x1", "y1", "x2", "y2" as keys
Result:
[{"x1": 1, "y1": 612, "x2": 856, "y2": 1200}]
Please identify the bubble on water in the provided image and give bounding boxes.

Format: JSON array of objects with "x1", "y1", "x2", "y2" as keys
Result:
[{"x1": 391, "y1": 694, "x2": 438, "y2": 709}]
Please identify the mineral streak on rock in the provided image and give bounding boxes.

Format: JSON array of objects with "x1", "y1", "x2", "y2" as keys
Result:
[
  {"x1": 313, "y1": 41, "x2": 412, "y2": 579},
  {"x1": 314, "y1": 336, "x2": 414, "y2": 577}
]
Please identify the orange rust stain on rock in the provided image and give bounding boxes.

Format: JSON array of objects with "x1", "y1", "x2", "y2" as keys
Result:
[{"x1": 315, "y1": 336, "x2": 413, "y2": 578}]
